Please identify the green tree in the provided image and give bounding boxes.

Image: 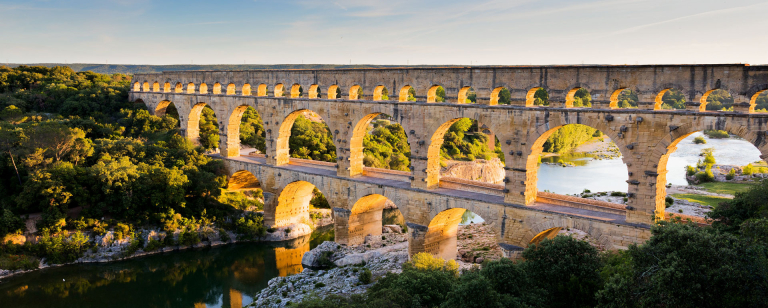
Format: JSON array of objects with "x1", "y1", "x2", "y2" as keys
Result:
[{"x1": 198, "y1": 106, "x2": 219, "y2": 151}]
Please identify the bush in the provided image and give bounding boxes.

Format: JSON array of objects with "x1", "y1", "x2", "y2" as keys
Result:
[
  {"x1": 36, "y1": 231, "x2": 90, "y2": 264},
  {"x1": 179, "y1": 230, "x2": 200, "y2": 246},
  {"x1": 113, "y1": 223, "x2": 131, "y2": 240},
  {"x1": 0, "y1": 209, "x2": 25, "y2": 237},
  {"x1": 359, "y1": 268, "x2": 372, "y2": 284},
  {"x1": 695, "y1": 167, "x2": 715, "y2": 183},
  {"x1": 235, "y1": 213, "x2": 266, "y2": 240},
  {"x1": 743, "y1": 163, "x2": 754, "y2": 175},
  {"x1": 686, "y1": 165, "x2": 697, "y2": 176},
  {"x1": 0, "y1": 253, "x2": 39, "y2": 271},
  {"x1": 704, "y1": 130, "x2": 729, "y2": 139},
  {"x1": 610, "y1": 191, "x2": 627, "y2": 197},
  {"x1": 726, "y1": 168, "x2": 736, "y2": 180},
  {"x1": 144, "y1": 239, "x2": 163, "y2": 252},
  {"x1": 693, "y1": 136, "x2": 707, "y2": 144},
  {"x1": 218, "y1": 228, "x2": 230, "y2": 242}
]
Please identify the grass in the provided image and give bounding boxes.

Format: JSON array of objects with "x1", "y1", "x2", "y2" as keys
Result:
[
  {"x1": 671, "y1": 193, "x2": 732, "y2": 208},
  {"x1": 695, "y1": 182, "x2": 753, "y2": 196}
]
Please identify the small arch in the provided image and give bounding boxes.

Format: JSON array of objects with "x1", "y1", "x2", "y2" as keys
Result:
[
  {"x1": 242, "y1": 84, "x2": 252, "y2": 96},
  {"x1": 526, "y1": 87, "x2": 549, "y2": 106},
  {"x1": 424, "y1": 208, "x2": 466, "y2": 260},
  {"x1": 349, "y1": 85, "x2": 362, "y2": 100},
  {"x1": 152, "y1": 82, "x2": 160, "y2": 92},
  {"x1": 373, "y1": 85, "x2": 389, "y2": 101},
  {"x1": 154, "y1": 100, "x2": 174, "y2": 117},
  {"x1": 399, "y1": 85, "x2": 416, "y2": 102},
  {"x1": 565, "y1": 87, "x2": 591, "y2": 108},
  {"x1": 290, "y1": 84, "x2": 302, "y2": 98},
  {"x1": 174, "y1": 82, "x2": 183, "y2": 93},
  {"x1": 609, "y1": 88, "x2": 638, "y2": 109},
  {"x1": 457, "y1": 87, "x2": 475, "y2": 104},
  {"x1": 308, "y1": 84, "x2": 320, "y2": 99},
  {"x1": 257, "y1": 84, "x2": 268, "y2": 96},
  {"x1": 199, "y1": 83, "x2": 208, "y2": 94},
  {"x1": 342, "y1": 194, "x2": 395, "y2": 246},
  {"x1": 228, "y1": 170, "x2": 261, "y2": 190},
  {"x1": 529, "y1": 227, "x2": 561, "y2": 246},
  {"x1": 427, "y1": 85, "x2": 445, "y2": 103},
  {"x1": 327, "y1": 85, "x2": 341, "y2": 99},
  {"x1": 132, "y1": 82, "x2": 140, "y2": 92},
  {"x1": 213, "y1": 83, "x2": 222, "y2": 95},
  {"x1": 142, "y1": 82, "x2": 150, "y2": 92},
  {"x1": 274, "y1": 83, "x2": 285, "y2": 97},
  {"x1": 272, "y1": 181, "x2": 316, "y2": 228},
  {"x1": 490, "y1": 87, "x2": 510, "y2": 105},
  {"x1": 187, "y1": 82, "x2": 196, "y2": 94},
  {"x1": 700, "y1": 89, "x2": 734, "y2": 111},
  {"x1": 655, "y1": 88, "x2": 685, "y2": 110},
  {"x1": 751, "y1": 90, "x2": 768, "y2": 112},
  {"x1": 226, "y1": 83, "x2": 236, "y2": 95},
  {"x1": 163, "y1": 82, "x2": 171, "y2": 93}
]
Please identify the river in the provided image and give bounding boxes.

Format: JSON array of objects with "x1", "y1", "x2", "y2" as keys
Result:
[
  {"x1": 0, "y1": 228, "x2": 334, "y2": 308},
  {"x1": 536, "y1": 132, "x2": 762, "y2": 194}
]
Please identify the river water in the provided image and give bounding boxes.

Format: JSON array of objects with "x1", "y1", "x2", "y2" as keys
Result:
[
  {"x1": 0, "y1": 228, "x2": 334, "y2": 308},
  {"x1": 537, "y1": 132, "x2": 762, "y2": 194}
]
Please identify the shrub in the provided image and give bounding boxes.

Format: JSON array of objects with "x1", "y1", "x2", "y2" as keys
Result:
[
  {"x1": 610, "y1": 191, "x2": 627, "y2": 197},
  {"x1": 317, "y1": 250, "x2": 336, "y2": 268},
  {"x1": 162, "y1": 233, "x2": 176, "y2": 246},
  {"x1": 726, "y1": 168, "x2": 736, "y2": 180},
  {"x1": 693, "y1": 136, "x2": 707, "y2": 144},
  {"x1": 686, "y1": 165, "x2": 697, "y2": 176},
  {"x1": 36, "y1": 231, "x2": 90, "y2": 264},
  {"x1": 113, "y1": 223, "x2": 131, "y2": 240},
  {"x1": 404, "y1": 252, "x2": 459, "y2": 275},
  {"x1": 218, "y1": 228, "x2": 231, "y2": 242},
  {"x1": 704, "y1": 130, "x2": 729, "y2": 138},
  {"x1": 359, "y1": 268, "x2": 372, "y2": 284},
  {"x1": 743, "y1": 163, "x2": 754, "y2": 175},
  {"x1": 144, "y1": 239, "x2": 163, "y2": 252},
  {"x1": 695, "y1": 167, "x2": 715, "y2": 182},
  {"x1": 179, "y1": 230, "x2": 200, "y2": 246},
  {"x1": 0, "y1": 209, "x2": 25, "y2": 237},
  {"x1": 235, "y1": 213, "x2": 266, "y2": 240}
]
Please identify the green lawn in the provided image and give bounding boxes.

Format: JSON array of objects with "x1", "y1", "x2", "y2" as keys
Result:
[
  {"x1": 671, "y1": 193, "x2": 732, "y2": 208},
  {"x1": 695, "y1": 182, "x2": 754, "y2": 196}
]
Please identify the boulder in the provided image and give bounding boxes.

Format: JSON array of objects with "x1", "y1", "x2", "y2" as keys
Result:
[
  {"x1": 98, "y1": 231, "x2": 115, "y2": 247},
  {"x1": 334, "y1": 250, "x2": 382, "y2": 267},
  {"x1": 383, "y1": 224, "x2": 402, "y2": 234},
  {"x1": 301, "y1": 241, "x2": 341, "y2": 268}
]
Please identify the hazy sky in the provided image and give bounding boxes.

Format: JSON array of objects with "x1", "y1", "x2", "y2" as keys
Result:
[{"x1": 1, "y1": 0, "x2": 766, "y2": 65}]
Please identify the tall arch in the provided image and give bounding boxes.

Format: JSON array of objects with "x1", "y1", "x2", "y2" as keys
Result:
[
  {"x1": 242, "y1": 84, "x2": 252, "y2": 96},
  {"x1": 271, "y1": 181, "x2": 316, "y2": 228},
  {"x1": 308, "y1": 84, "x2": 320, "y2": 99},
  {"x1": 274, "y1": 83, "x2": 285, "y2": 97},
  {"x1": 174, "y1": 82, "x2": 183, "y2": 93},
  {"x1": 349, "y1": 85, "x2": 362, "y2": 100},
  {"x1": 224, "y1": 104, "x2": 259, "y2": 157},
  {"x1": 226, "y1": 83, "x2": 236, "y2": 95},
  {"x1": 275, "y1": 109, "x2": 336, "y2": 166},
  {"x1": 328, "y1": 85, "x2": 341, "y2": 99},
  {"x1": 340, "y1": 194, "x2": 391, "y2": 246},
  {"x1": 163, "y1": 82, "x2": 171, "y2": 93},
  {"x1": 424, "y1": 208, "x2": 466, "y2": 260},
  {"x1": 186, "y1": 103, "x2": 208, "y2": 142},
  {"x1": 199, "y1": 83, "x2": 208, "y2": 94},
  {"x1": 349, "y1": 113, "x2": 384, "y2": 176},
  {"x1": 187, "y1": 82, "x2": 196, "y2": 94},
  {"x1": 213, "y1": 83, "x2": 222, "y2": 95},
  {"x1": 399, "y1": 85, "x2": 415, "y2": 102},
  {"x1": 290, "y1": 84, "x2": 301, "y2": 98},
  {"x1": 424, "y1": 118, "x2": 483, "y2": 188}
]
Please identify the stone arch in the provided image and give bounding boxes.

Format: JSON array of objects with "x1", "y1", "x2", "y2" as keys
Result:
[
  {"x1": 226, "y1": 83, "x2": 236, "y2": 95},
  {"x1": 523, "y1": 221, "x2": 613, "y2": 249},
  {"x1": 227, "y1": 170, "x2": 261, "y2": 190},
  {"x1": 308, "y1": 84, "x2": 320, "y2": 99},
  {"x1": 750, "y1": 87, "x2": 768, "y2": 113},
  {"x1": 187, "y1": 82, "x2": 196, "y2": 94},
  {"x1": 490, "y1": 87, "x2": 507, "y2": 105},
  {"x1": 290, "y1": 84, "x2": 302, "y2": 98},
  {"x1": 349, "y1": 85, "x2": 362, "y2": 100},
  {"x1": 649, "y1": 121, "x2": 768, "y2": 220},
  {"x1": 163, "y1": 82, "x2": 171, "y2": 93},
  {"x1": 174, "y1": 82, "x2": 183, "y2": 93},
  {"x1": 349, "y1": 113, "x2": 383, "y2": 176},
  {"x1": 338, "y1": 194, "x2": 393, "y2": 246},
  {"x1": 373, "y1": 85, "x2": 388, "y2": 101},
  {"x1": 699, "y1": 88, "x2": 734, "y2": 112},
  {"x1": 526, "y1": 87, "x2": 548, "y2": 107},
  {"x1": 185, "y1": 103, "x2": 208, "y2": 141},
  {"x1": 199, "y1": 83, "x2": 208, "y2": 94},
  {"x1": 654, "y1": 87, "x2": 685, "y2": 110},
  {"x1": 271, "y1": 180, "x2": 315, "y2": 228},
  {"x1": 154, "y1": 100, "x2": 174, "y2": 117},
  {"x1": 275, "y1": 109, "x2": 336, "y2": 166},
  {"x1": 224, "y1": 104, "x2": 262, "y2": 157},
  {"x1": 242, "y1": 84, "x2": 252, "y2": 96},
  {"x1": 142, "y1": 82, "x2": 150, "y2": 92},
  {"x1": 522, "y1": 120, "x2": 629, "y2": 205},
  {"x1": 427, "y1": 85, "x2": 444, "y2": 103},
  {"x1": 565, "y1": 87, "x2": 591, "y2": 108},
  {"x1": 152, "y1": 82, "x2": 160, "y2": 92},
  {"x1": 423, "y1": 208, "x2": 466, "y2": 260},
  {"x1": 274, "y1": 83, "x2": 285, "y2": 97},
  {"x1": 609, "y1": 88, "x2": 638, "y2": 109},
  {"x1": 458, "y1": 86, "x2": 472, "y2": 104},
  {"x1": 328, "y1": 85, "x2": 341, "y2": 99},
  {"x1": 133, "y1": 82, "x2": 141, "y2": 92},
  {"x1": 399, "y1": 85, "x2": 415, "y2": 102},
  {"x1": 257, "y1": 84, "x2": 267, "y2": 96},
  {"x1": 213, "y1": 83, "x2": 222, "y2": 95}
]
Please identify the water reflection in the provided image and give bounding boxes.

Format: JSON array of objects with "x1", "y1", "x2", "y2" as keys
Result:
[{"x1": 0, "y1": 230, "x2": 330, "y2": 308}]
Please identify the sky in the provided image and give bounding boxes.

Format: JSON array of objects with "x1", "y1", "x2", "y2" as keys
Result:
[{"x1": 0, "y1": 0, "x2": 766, "y2": 65}]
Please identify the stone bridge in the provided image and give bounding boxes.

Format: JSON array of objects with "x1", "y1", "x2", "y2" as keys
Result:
[{"x1": 129, "y1": 64, "x2": 768, "y2": 260}]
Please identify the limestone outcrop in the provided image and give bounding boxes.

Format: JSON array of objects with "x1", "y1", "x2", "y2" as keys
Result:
[{"x1": 441, "y1": 158, "x2": 505, "y2": 184}]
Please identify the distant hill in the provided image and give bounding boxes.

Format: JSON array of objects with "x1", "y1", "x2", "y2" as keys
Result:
[{"x1": 3, "y1": 63, "x2": 460, "y2": 75}]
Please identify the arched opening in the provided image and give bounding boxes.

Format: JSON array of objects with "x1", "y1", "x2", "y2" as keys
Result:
[
  {"x1": 340, "y1": 194, "x2": 406, "y2": 246},
  {"x1": 187, "y1": 82, "x2": 196, "y2": 94},
  {"x1": 275, "y1": 109, "x2": 336, "y2": 165},
  {"x1": 274, "y1": 83, "x2": 285, "y2": 97},
  {"x1": 528, "y1": 226, "x2": 607, "y2": 250},
  {"x1": 347, "y1": 113, "x2": 411, "y2": 177},
  {"x1": 225, "y1": 105, "x2": 266, "y2": 157},
  {"x1": 422, "y1": 208, "x2": 493, "y2": 262},
  {"x1": 655, "y1": 88, "x2": 685, "y2": 110},
  {"x1": 425, "y1": 118, "x2": 505, "y2": 188},
  {"x1": 187, "y1": 103, "x2": 220, "y2": 151},
  {"x1": 527, "y1": 124, "x2": 628, "y2": 206},
  {"x1": 272, "y1": 181, "x2": 328, "y2": 231},
  {"x1": 752, "y1": 90, "x2": 768, "y2": 112},
  {"x1": 242, "y1": 84, "x2": 252, "y2": 96},
  {"x1": 226, "y1": 83, "x2": 236, "y2": 95},
  {"x1": 327, "y1": 85, "x2": 341, "y2": 99},
  {"x1": 142, "y1": 82, "x2": 150, "y2": 92},
  {"x1": 490, "y1": 87, "x2": 511, "y2": 105},
  {"x1": 257, "y1": 84, "x2": 268, "y2": 96},
  {"x1": 565, "y1": 87, "x2": 592, "y2": 108},
  {"x1": 154, "y1": 100, "x2": 179, "y2": 121},
  {"x1": 224, "y1": 170, "x2": 265, "y2": 212},
  {"x1": 349, "y1": 85, "x2": 362, "y2": 100},
  {"x1": 133, "y1": 82, "x2": 140, "y2": 92},
  {"x1": 199, "y1": 83, "x2": 208, "y2": 94},
  {"x1": 399, "y1": 85, "x2": 416, "y2": 102},
  {"x1": 174, "y1": 82, "x2": 183, "y2": 93},
  {"x1": 213, "y1": 83, "x2": 222, "y2": 95},
  {"x1": 457, "y1": 87, "x2": 476, "y2": 104},
  {"x1": 700, "y1": 89, "x2": 734, "y2": 111},
  {"x1": 152, "y1": 82, "x2": 160, "y2": 92},
  {"x1": 427, "y1": 85, "x2": 445, "y2": 103},
  {"x1": 308, "y1": 84, "x2": 320, "y2": 99},
  {"x1": 526, "y1": 87, "x2": 549, "y2": 106},
  {"x1": 290, "y1": 84, "x2": 302, "y2": 98},
  {"x1": 373, "y1": 85, "x2": 389, "y2": 101},
  {"x1": 609, "y1": 88, "x2": 638, "y2": 109},
  {"x1": 655, "y1": 128, "x2": 765, "y2": 220},
  {"x1": 163, "y1": 82, "x2": 171, "y2": 93}
]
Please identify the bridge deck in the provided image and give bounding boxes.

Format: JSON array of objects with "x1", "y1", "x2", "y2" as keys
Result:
[{"x1": 223, "y1": 151, "x2": 628, "y2": 225}]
